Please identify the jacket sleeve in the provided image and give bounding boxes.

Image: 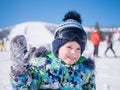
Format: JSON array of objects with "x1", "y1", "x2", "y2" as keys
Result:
[
  {"x1": 82, "y1": 58, "x2": 96, "y2": 90},
  {"x1": 10, "y1": 35, "x2": 35, "y2": 90},
  {"x1": 10, "y1": 64, "x2": 42, "y2": 90},
  {"x1": 82, "y1": 71, "x2": 96, "y2": 90}
]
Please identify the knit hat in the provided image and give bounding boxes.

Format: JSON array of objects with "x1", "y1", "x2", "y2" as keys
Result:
[{"x1": 52, "y1": 11, "x2": 87, "y2": 57}]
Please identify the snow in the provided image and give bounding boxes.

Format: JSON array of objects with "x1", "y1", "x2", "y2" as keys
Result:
[
  {"x1": 1, "y1": 22, "x2": 120, "y2": 90},
  {"x1": 7, "y1": 22, "x2": 55, "y2": 48},
  {"x1": 96, "y1": 58, "x2": 120, "y2": 90},
  {"x1": 0, "y1": 51, "x2": 12, "y2": 90}
]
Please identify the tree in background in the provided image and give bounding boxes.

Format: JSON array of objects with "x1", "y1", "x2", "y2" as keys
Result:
[
  {"x1": 95, "y1": 22, "x2": 100, "y2": 31},
  {"x1": 95, "y1": 22, "x2": 103, "y2": 41}
]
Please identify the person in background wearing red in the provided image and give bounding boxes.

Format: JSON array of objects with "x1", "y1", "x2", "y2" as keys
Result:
[{"x1": 91, "y1": 29, "x2": 101, "y2": 58}]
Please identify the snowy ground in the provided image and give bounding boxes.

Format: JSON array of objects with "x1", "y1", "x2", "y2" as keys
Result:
[
  {"x1": 0, "y1": 51, "x2": 12, "y2": 90},
  {"x1": 0, "y1": 41, "x2": 120, "y2": 90},
  {"x1": 95, "y1": 58, "x2": 120, "y2": 90}
]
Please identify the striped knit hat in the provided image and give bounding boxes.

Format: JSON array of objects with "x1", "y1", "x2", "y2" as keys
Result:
[{"x1": 52, "y1": 11, "x2": 87, "y2": 57}]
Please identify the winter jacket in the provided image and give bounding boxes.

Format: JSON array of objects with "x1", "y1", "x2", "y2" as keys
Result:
[
  {"x1": 106, "y1": 39, "x2": 113, "y2": 48},
  {"x1": 10, "y1": 52, "x2": 96, "y2": 90},
  {"x1": 91, "y1": 31, "x2": 101, "y2": 45}
]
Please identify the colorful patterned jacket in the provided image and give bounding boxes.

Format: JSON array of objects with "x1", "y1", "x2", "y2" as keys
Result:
[{"x1": 10, "y1": 52, "x2": 96, "y2": 90}]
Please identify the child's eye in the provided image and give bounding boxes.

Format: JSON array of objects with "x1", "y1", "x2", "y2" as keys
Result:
[
  {"x1": 77, "y1": 48, "x2": 81, "y2": 50},
  {"x1": 67, "y1": 46, "x2": 72, "y2": 49}
]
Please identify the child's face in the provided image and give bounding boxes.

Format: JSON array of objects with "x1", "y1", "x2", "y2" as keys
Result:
[{"x1": 58, "y1": 41, "x2": 81, "y2": 65}]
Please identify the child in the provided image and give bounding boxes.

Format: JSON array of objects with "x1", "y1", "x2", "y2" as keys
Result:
[{"x1": 10, "y1": 11, "x2": 96, "y2": 90}]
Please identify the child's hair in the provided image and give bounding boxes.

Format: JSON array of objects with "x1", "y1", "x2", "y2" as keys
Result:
[{"x1": 52, "y1": 11, "x2": 87, "y2": 57}]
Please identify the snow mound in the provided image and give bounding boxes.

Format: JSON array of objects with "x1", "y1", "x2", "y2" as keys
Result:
[{"x1": 8, "y1": 22, "x2": 57, "y2": 49}]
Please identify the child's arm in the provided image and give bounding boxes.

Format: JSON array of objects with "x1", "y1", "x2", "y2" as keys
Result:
[
  {"x1": 82, "y1": 71, "x2": 96, "y2": 90},
  {"x1": 10, "y1": 35, "x2": 50, "y2": 90},
  {"x1": 82, "y1": 58, "x2": 96, "y2": 90},
  {"x1": 10, "y1": 35, "x2": 36, "y2": 89}
]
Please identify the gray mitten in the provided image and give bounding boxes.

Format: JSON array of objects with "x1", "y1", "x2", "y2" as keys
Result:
[
  {"x1": 10, "y1": 35, "x2": 36, "y2": 76},
  {"x1": 33, "y1": 44, "x2": 51, "y2": 57}
]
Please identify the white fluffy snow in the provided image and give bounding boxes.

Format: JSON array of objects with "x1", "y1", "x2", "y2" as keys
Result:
[
  {"x1": 0, "y1": 22, "x2": 120, "y2": 90},
  {"x1": 7, "y1": 22, "x2": 55, "y2": 48}
]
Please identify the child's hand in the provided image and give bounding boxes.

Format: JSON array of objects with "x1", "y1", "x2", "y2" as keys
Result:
[
  {"x1": 10, "y1": 35, "x2": 36, "y2": 76},
  {"x1": 33, "y1": 44, "x2": 51, "y2": 57},
  {"x1": 10, "y1": 35, "x2": 27, "y2": 62}
]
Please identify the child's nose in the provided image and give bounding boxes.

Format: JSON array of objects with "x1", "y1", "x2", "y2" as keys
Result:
[{"x1": 71, "y1": 49, "x2": 76, "y2": 54}]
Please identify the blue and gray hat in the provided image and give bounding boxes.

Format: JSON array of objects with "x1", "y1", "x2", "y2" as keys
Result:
[{"x1": 52, "y1": 11, "x2": 87, "y2": 57}]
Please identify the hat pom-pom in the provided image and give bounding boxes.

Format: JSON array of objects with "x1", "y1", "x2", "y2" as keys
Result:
[{"x1": 63, "y1": 11, "x2": 82, "y2": 24}]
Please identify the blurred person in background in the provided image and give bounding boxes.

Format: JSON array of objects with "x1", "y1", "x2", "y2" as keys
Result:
[
  {"x1": 0, "y1": 39, "x2": 4, "y2": 51},
  {"x1": 91, "y1": 29, "x2": 101, "y2": 58},
  {"x1": 104, "y1": 34, "x2": 116, "y2": 57}
]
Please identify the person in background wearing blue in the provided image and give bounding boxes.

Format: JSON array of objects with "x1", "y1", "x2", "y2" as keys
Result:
[
  {"x1": 10, "y1": 11, "x2": 96, "y2": 90},
  {"x1": 104, "y1": 34, "x2": 116, "y2": 57}
]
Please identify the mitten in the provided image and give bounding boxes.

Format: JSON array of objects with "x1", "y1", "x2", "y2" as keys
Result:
[
  {"x1": 33, "y1": 44, "x2": 51, "y2": 57},
  {"x1": 10, "y1": 35, "x2": 36, "y2": 76}
]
